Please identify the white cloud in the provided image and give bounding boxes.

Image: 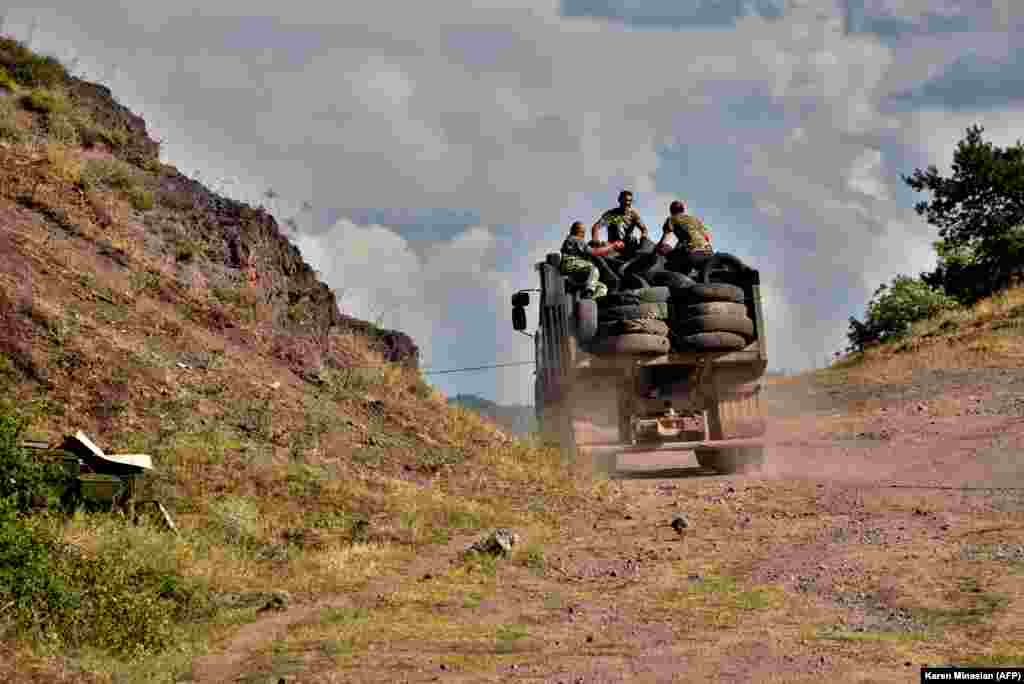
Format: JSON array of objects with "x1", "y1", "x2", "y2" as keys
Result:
[
  {"x1": 847, "y1": 148, "x2": 890, "y2": 200},
  {"x1": 5, "y1": 0, "x2": 1015, "y2": 400},
  {"x1": 905, "y1": 108, "x2": 1024, "y2": 176}
]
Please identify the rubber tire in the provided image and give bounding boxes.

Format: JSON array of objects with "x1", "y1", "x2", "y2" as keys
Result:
[
  {"x1": 699, "y1": 252, "x2": 751, "y2": 284},
  {"x1": 575, "y1": 298, "x2": 598, "y2": 343},
  {"x1": 679, "y1": 302, "x2": 748, "y2": 318},
  {"x1": 599, "y1": 286, "x2": 670, "y2": 307},
  {"x1": 598, "y1": 319, "x2": 670, "y2": 337},
  {"x1": 674, "y1": 331, "x2": 748, "y2": 351},
  {"x1": 598, "y1": 302, "x2": 670, "y2": 321},
  {"x1": 675, "y1": 314, "x2": 755, "y2": 339},
  {"x1": 620, "y1": 273, "x2": 650, "y2": 290},
  {"x1": 680, "y1": 283, "x2": 745, "y2": 304},
  {"x1": 695, "y1": 446, "x2": 764, "y2": 474},
  {"x1": 650, "y1": 271, "x2": 696, "y2": 289},
  {"x1": 588, "y1": 333, "x2": 671, "y2": 354}
]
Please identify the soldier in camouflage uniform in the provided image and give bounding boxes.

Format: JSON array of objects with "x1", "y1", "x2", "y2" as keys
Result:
[
  {"x1": 658, "y1": 200, "x2": 714, "y2": 275},
  {"x1": 561, "y1": 221, "x2": 621, "y2": 298},
  {"x1": 590, "y1": 190, "x2": 649, "y2": 254}
]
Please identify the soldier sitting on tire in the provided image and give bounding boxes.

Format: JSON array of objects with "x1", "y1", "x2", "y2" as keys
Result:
[
  {"x1": 560, "y1": 221, "x2": 621, "y2": 299},
  {"x1": 658, "y1": 200, "x2": 714, "y2": 276}
]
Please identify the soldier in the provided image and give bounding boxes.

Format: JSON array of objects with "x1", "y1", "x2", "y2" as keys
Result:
[
  {"x1": 560, "y1": 221, "x2": 622, "y2": 298},
  {"x1": 590, "y1": 190, "x2": 649, "y2": 255},
  {"x1": 658, "y1": 200, "x2": 714, "y2": 274}
]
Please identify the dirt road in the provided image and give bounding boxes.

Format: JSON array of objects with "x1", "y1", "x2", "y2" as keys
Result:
[{"x1": 189, "y1": 370, "x2": 1024, "y2": 683}]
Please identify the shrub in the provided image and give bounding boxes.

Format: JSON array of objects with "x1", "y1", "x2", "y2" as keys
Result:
[
  {"x1": 0, "y1": 504, "x2": 209, "y2": 657},
  {"x1": 78, "y1": 120, "x2": 130, "y2": 150},
  {"x1": 81, "y1": 157, "x2": 140, "y2": 192},
  {"x1": 0, "y1": 400, "x2": 65, "y2": 511},
  {"x1": 0, "y1": 65, "x2": 16, "y2": 92},
  {"x1": 0, "y1": 96, "x2": 24, "y2": 143},
  {"x1": 20, "y1": 87, "x2": 70, "y2": 115},
  {"x1": 128, "y1": 187, "x2": 155, "y2": 211},
  {"x1": 847, "y1": 275, "x2": 958, "y2": 352},
  {"x1": 7, "y1": 53, "x2": 66, "y2": 88},
  {"x1": 45, "y1": 111, "x2": 78, "y2": 144}
]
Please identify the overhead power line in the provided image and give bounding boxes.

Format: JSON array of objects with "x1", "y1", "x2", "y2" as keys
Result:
[{"x1": 421, "y1": 360, "x2": 535, "y2": 375}]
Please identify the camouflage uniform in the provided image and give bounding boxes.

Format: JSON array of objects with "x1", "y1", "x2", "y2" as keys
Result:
[
  {"x1": 560, "y1": 236, "x2": 609, "y2": 299},
  {"x1": 663, "y1": 213, "x2": 713, "y2": 274},
  {"x1": 596, "y1": 207, "x2": 645, "y2": 253},
  {"x1": 663, "y1": 213, "x2": 712, "y2": 252}
]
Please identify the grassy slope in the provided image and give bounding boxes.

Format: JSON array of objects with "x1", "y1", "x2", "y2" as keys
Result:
[{"x1": 0, "y1": 38, "x2": 619, "y2": 682}]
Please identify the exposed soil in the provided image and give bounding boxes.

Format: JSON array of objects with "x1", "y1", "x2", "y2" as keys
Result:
[{"x1": 184, "y1": 369, "x2": 1024, "y2": 683}]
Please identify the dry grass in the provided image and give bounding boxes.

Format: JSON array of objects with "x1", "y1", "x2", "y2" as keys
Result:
[{"x1": 45, "y1": 141, "x2": 81, "y2": 184}]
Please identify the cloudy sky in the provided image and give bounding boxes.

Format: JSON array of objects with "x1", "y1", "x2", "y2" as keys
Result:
[{"x1": 4, "y1": 1, "x2": 1023, "y2": 405}]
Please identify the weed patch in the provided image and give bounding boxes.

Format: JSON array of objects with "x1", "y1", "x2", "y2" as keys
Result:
[
  {"x1": 417, "y1": 446, "x2": 467, "y2": 472},
  {"x1": 520, "y1": 543, "x2": 546, "y2": 572},
  {"x1": 494, "y1": 624, "x2": 528, "y2": 653},
  {"x1": 1, "y1": 507, "x2": 209, "y2": 660},
  {"x1": 21, "y1": 88, "x2": 70, "y2": 115},
  {"x1": 910, "y1": 577, "x2": 1006, "y2": 629},
  {"x1": 80, "y1": 157, "x2": 143, "y2": 193},
  {"x1": 816, "y1": 626, "x2": 928, "y2": 643},
  {"x1": 0, "y1": 96, "x2": 24, "y2": 142},
  {"x1": 1, "y1": 43, "x2": 67, "y2": 87},
  {"x1": 655, "y1": 574, "x2": 783, "y2": 628}
]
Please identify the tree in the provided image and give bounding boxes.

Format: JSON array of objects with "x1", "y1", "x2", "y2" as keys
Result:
[
  {"x1": 846, "y1": 275, "x2": 956, "y2": 352},
  {"x1": 903, "y1": 125, "x2": 1024, "y2": 301}
]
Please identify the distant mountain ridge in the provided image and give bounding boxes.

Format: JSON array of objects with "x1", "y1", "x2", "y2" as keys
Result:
[{"x1": 448, "y1": 394, "x2": 537, "y2": 436}]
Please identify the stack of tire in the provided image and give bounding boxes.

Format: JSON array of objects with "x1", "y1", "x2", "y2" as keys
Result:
[
  {"x1": 669, "y1": 282, "x2": 755, "y2": 352},
  {"x1": 587, "y1": 286, "x2": 673, "y2": 354}
]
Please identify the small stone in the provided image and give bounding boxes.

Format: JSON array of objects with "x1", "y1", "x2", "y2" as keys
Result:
[{"x1": 586, "y1": 635, "x2": 594, "y2": 643}]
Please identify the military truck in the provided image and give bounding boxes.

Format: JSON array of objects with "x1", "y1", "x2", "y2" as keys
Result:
[{"x1": 511, "y1": 251, "x2": 767, "y2": 475}]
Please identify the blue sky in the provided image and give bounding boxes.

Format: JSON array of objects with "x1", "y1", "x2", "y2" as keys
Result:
[{"x1": 4, "y1": 1, "x2": 1023, "y2": 404}]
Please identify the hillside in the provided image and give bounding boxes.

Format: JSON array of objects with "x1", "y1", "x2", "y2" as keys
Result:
[
  {"x1": 0, "y1": 36, "x2": 618, "y2": 682},
  {"x1": 448, "y1": 394, "x2": 537, "y2": 436}
]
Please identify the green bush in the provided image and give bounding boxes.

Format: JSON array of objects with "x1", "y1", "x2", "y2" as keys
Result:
[
  {"x1": 81, "y1": 157, "x2": 140, "y2": 192},
  {"x1": 9, "y1": 53, "x2": 66, "y2": 88},
  {"x1": 20, "y1": 88, "x2": 70, "y2": 115},
  {"x1": 0, "y1": 65, "x2": 16, "y2": 91},
  {"x1": 0, "y1": 400, "x2": 65, "y2": 511},
  {"x1": 78, "y1": 120, "x2": 130, "y2": 150},
  {"x1": 0, "y1": 504, "x2": 209, "y2": 657},
  {"x1": 847, "y1": 275, "x2": 957, "y2": 352}
]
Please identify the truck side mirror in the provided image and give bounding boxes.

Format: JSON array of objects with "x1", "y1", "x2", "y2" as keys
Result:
[
  {"x1": 512, "y1": 292, "x2": 530, "y2": 307},
  {"x1": 512, "y1": 306, "x2": 527, "y2": 331}
]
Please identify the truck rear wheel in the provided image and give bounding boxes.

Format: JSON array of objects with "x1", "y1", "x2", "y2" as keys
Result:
[
  {"x1": 695, "y1": 446, "x2": 764, "y2": 474},
  {"x1": 707, "y1": 384, "x2": 767, "y2": 439}
]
